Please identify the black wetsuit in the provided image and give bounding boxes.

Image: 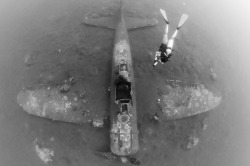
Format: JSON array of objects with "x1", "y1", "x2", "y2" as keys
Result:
[
  {"x1": 159, "y1": 43, "x2": 168, "y2": 63},
  {"x1": 159, "y1": 43, "x2": 167, "y2": 54},
  {"x1": 153, "y1": 43, "x2": 172, "y2": 66}
]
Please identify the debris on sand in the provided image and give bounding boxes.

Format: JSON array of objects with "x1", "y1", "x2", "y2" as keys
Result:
[
  {"x1": 201, "y1": 118, "x2": 208, "y2": 130},
  {"x1": 73, "y1": 97, "x2": 78, "y2": 102},
  {"x1": 120, "y1": 156, "x2": 141, "y2": 165},
  {"x1": 153, "y1": 113, "x2": 159, "y2": 121},
  {"x1": 79, "y1": 92, "x2": 86, "y2": 98},
  {"x1": 99, "y1": 152, "x2": 141, "y2": 165},
  {"x1": 121, "y1": 157, "x2": 128, "y2": 163},
  {"x1": 24, "y1": 54, "x2": 33, "y2": 66},
  {"x1": 81, "y1": 110, "x2": 87, "y2": 116},
  {"x1": 34, "y1": 139, "x2": 54, "y2": 164},
  {"x1": 68, "y1": 76, "x2": 76, "y2": 85},
  {"x1": 210, "y1": 72, "x2": 217, "y2": 81},
  {"x1": 92, "y1": 119, "x2": 104, "y2": 127},
  {"x1": 127, "y1": 156, "x2": 141, "y2": 166},
  {"x1": 183, "y1": 136, "x2": 199, "y2": 150},
  {"x1": 97, "y1": 152, "x2": 117, "y2": 160},
  {"x1": 60, "y1": 83, "x2": 70, "y2": 92},
  {"x1": 69, "y1": 77, "x2": 74, "y2": 82},
  {"x1": 209, "y1": 68, "x2": 217, "y2": 81},
  {"x1": 49, "y1": 137, "x2": 55, "y2": 142},
  {"x1": 159, "y1": 80, "x2": 221, "y2": 120},
  {"x1": 157, "y1": 99, "x2": 160, "y2": 104},
  {"x1": 62, "y1": 95, "x2": 69, "y2": 101}
]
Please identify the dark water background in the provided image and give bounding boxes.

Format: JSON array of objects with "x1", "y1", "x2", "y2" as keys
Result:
[{"x1": 0, "y1": 0, "x2": 250, "y2": 165}]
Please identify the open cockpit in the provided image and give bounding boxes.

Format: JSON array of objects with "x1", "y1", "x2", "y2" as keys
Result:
[{"x1": 115, "y1": 80, "x2": 132, "y2": 103}]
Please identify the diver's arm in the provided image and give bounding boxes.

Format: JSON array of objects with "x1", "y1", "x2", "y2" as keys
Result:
[
  {"x1": 153, "y1": 51, "x2": 160, "y2": 67},
  {"x1": 166, "y1": 39, "x2": 174, "y2": 56}
]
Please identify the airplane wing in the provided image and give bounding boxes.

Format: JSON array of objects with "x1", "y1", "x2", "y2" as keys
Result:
[
  {"x1": 17, "y1": 77, "x2": 110, "y2": 125},
  {"x1": 17, "y1": 79, "x2": 221, "y2": 124},
  {"x1": 156, "y1": 80, "x2": 221, "y2": 120}
]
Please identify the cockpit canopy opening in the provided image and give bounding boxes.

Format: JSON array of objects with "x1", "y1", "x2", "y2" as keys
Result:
[{"x1": 115, "y1": 79, "x2": 132, "y2": 102}]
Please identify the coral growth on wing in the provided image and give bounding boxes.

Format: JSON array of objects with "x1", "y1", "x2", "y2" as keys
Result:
[
  {"x1": 17, "y1": 85, "x2": 105, "y2": 126},
  {"x1": 158, "y1": 80, "x2": 221, "y2": 120}
]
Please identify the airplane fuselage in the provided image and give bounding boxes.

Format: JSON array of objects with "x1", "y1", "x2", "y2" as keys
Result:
[{"x1": 109, "y1": 13, "x2": 139, "y2": 156}]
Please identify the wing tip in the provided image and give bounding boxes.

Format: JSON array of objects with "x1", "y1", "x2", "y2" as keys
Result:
[{"x1": 82, "y1": 17, "x2": 116, "y2": 29}]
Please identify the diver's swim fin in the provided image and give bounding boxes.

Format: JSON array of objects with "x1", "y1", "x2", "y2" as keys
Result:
[
  {"x1": 170, "y1": 13, "x2": 189, "y2": 39},
  {"x1": 160, "y1": 9, "x2": 169, "y2": 35},
  {"x1": 160, "y1": 8, "x2": 169, "y2": 24},
  {"x1": 177, "y1": 13, "x2": 188, "y2": 30}
]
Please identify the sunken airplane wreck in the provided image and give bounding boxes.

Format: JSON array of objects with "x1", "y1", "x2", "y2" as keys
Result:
[{"x1": 17, "y1": 0, "x2": 221, "y2": 158}]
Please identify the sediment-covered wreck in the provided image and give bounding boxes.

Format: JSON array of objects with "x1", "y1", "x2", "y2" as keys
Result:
[
  {"x1": 158, "y1": 80, "x2": 221, "y2": 120},
  {"x1": 17, "y1": 86, "x2": 104, "y2": 124},
  {"x1": 16, "y1": 0, "x2": 222, "y2": 158}
]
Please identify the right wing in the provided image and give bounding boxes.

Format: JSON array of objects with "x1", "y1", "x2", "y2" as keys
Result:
[{"x1": 157, "y1": 80, "x2": 221, "y2": 120}]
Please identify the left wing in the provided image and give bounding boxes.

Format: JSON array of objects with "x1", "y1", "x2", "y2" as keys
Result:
[{"x1": 17, "y1": 83, "x2": 109, "y2": 124}]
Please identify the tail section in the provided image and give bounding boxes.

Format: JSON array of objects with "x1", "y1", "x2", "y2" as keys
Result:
[
  {"x1": 119, "y1": 0, "x2": 124, "y2": 21},
  {"x1": 82, "y1": 0, "x2": 123, "y2": 29},
  {"x1": 177, "y1": 14, "x2": 188, "y2": 30},
  {"x1": 82, "y1": 0, "x2": 158, "y2": 30}
]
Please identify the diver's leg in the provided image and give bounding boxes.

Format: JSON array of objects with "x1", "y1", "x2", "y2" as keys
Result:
[
  {"x1": 170, "y1": 13, "x2": 189, "y2": 40},
  {"x1": 162, "y1": 33, "x2": 168, "y2": 45},
  {"x1": 159, "y1": 9, "x2": 169, "y2": 45}
]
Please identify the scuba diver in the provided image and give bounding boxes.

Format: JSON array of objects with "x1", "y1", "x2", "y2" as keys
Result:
[{"x1": 153, "y1": 9, "x2": 189, "y2": 67}]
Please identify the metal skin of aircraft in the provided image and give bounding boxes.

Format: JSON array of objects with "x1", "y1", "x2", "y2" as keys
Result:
[
  {"x1": 106, "y1": 5, "x2": 140, "y2": 156},
  {"x1": 83, "y1": 0, "x2": 159, "y2": 156}
]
